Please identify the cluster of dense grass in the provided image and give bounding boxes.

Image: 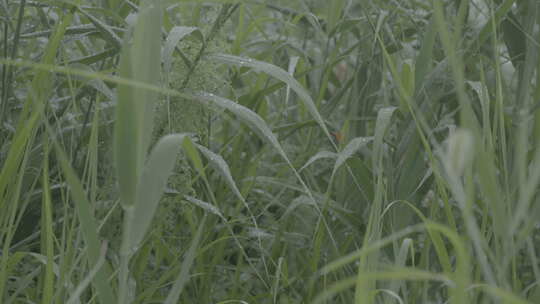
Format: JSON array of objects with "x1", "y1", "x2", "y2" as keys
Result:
[{"x1": 1, "y1": 0, "x2": 539, "y2": 303}]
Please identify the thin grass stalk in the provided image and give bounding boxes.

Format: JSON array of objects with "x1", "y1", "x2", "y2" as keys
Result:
[
  {"x1": 0, "y1": 0, "x2": 25, "y2": 123},
  {"x1": 40, "y1": 135, "x2": 54, "y2": 304}
]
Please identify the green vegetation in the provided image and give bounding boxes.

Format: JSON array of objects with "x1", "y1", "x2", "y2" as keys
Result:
[{"x1": 1, "y1": 0, "x2": 539, "y2": 303}]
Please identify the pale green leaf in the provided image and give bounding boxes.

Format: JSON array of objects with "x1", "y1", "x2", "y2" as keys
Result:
[
  {"x1": 128, "y1": 134, "x2": 186, "y2": 252},
  {"x1": 208, "y1": 54, "x2": 333, "y2": 145},
  {"x1": 372, "y1": 107, "x2": 397, "y2": 171},
  {"x1": 162, "y1": 26, "x2": 200, "y2": 74},
  {"x1": 299, "y1": 151, "x2": 337, "y2": 172},
  {"x1": 333, "y1": 137, "x2": 372, "y2": 176}
]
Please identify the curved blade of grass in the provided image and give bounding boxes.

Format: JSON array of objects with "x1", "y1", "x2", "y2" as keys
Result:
[
  {"x1": 480, "y1": 285, "x2": 533, "y2": 304},
  {"x1": 5, "y1": 267, "x2": 42, "y2": 304},
  {"x1": 313, "y1": 269, "x2": 453, "y2": 304},
  {"x1": 67, "y1": 48, "x2": 119, "y2": 66},
  {"x1": 378, "y1": 289, "x2": 405, "y2": 304},
  {"x1": 191, "y1": 91, "x2": 333, "y2": 221},
  {"x1": 318, "y1": 224, "x2": 424, "y2": 277},
  {"x1": 66, "y1": 242, "x2": 108, "y2": 304},
  {"x1": 372, "y1": 107, "x2": 397, "y2": 172},
  {"x1": 164, "y1": 216, "x2": 206, "y2": 304},
  {"x1": 182, "y1": 136, "x2": 207, "y2": 180},
  {"x1": 208, "y1": 53, "x2": 334, "y2": 147},
  {"x1": 273, "y1": 120, "x2": 318, "y2": 134},
  {"x1": 162, "y1": 26, "x2": 200, "y2": 74},
  {"x1": 192, "y1": 92, "x2": 288, "y2": 159},
  {"x1": 285, "y1": 56, "x2": 300, "y2": 110},
  {"x1": 126, "y1": 134, "x2": 187, "y2": 254},
  {"x1": 318, "y1": 222, "x2": 469, "y2": 303},
  {"x1": 332, "y1": 137, "x2": 372, "y2": 176},
  {"x1": 190, "y1": 92, "x2": 296, "y2": 224},
  {"x1": 387, "y1": 238, "x2": 413, "y2": 297},
  {"x1": 299, "y1": 151, "x2": 337, "y2": 172},
  {"x1": 319, "y1": 222, "x2": 467, "y2": 277},
  {"x1": 77, "y1": 7, "x2": 122, "y2": 48},
  {"x1": 381, "y1": 200, "x2": 452, "y2": 274},
  {"x1": 184, "y1": 195, "x2": 224, "y2": 219},
  {"x1": 196, "y1": 144, "x2": 245, "y2": 205},
  {"x1": 192, "y1": 91, "x2": 338, "y2": 254},
  {"x1": 194, "y1": 143, "x2": 268, "y2": 272},
  {"x1": 87, "y1": 78, "x2": 114, "y2": 101}
]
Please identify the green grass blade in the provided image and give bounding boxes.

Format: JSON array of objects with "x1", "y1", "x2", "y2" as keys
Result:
[
  {"x1": 208, "y1": 54, "x2": 335, "y2": 147},
  {"x1": 299, "y1": 151, "x2": 337, "y2": 172},
  {"x1": 162, "y1": 26, "x2": 200, "y2": 74},
  {"x1": 332, "y1": 137, "x2": 372, "y2": 177},
  {"x1": 66, "y1": 242, "x2": 108, "y2": 304},
  {"x1": 130, "y1": 0, "x2": 163, "y2": 158},
  {"x1": 77, "y1": 8, "x2": 122, "y2": 48},
  {"x1": 372, "y1": 107, "x2": 397, "y2": 173},
  {"x1": 414, "y1": 16, "x2": 436, "y2": 91},
  {"x1": 40, "y1": 138, "x2": 54, "y2": 304},
  {"x1": 196, "y1": 144, "x2": 246, "y2": 205},
  {"x1": 192, "y1": 92, "x2": 288, "y2": 159},
  {"x1": 164, "y1": 216, "x2": 206, "y2": 304},
  {"x1": 182, "y1": 136, "x2": 207, "y2": 179},
  {"x1": 184, "y1": 195, "x2": 224, "y2": 219},
  {"x1": 127, "y1": 134, "x2": 187, "y2": 254},
  {"x1": 115, "y1": 0, "x2": 163, "y2": 208},
  {"x1": 51, "y1": 136, "x2": 115, "y2": 304}
]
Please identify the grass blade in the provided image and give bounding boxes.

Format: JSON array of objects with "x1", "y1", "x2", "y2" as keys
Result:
[
  {"x1": 126, "y1": 134, "x2": 187, "y2": 254},
  {"x1": 164, "y1": 216, "x2": 206, "y2": 304},
  {"x1": 162, "y1": 26, "x2": 200, "y2": 74},
  {"x1": 115, "y1": 0, "x2": 163, "y2": 208},
  {"x1": 208, "y1": 54, "x2": 335, "y2": 147},
  {"x1": 372, "y1": 107, "x2": 397, "y2": 173},
  {"x1": 333, "y1": 137, "x2": 372, "y2": 177},
  {"x1": 51, "y1": 136, "x2": 115, "y2": 304},
  {"x1": 66, "y1": 242, "x2": 108, "y2": 304}
]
